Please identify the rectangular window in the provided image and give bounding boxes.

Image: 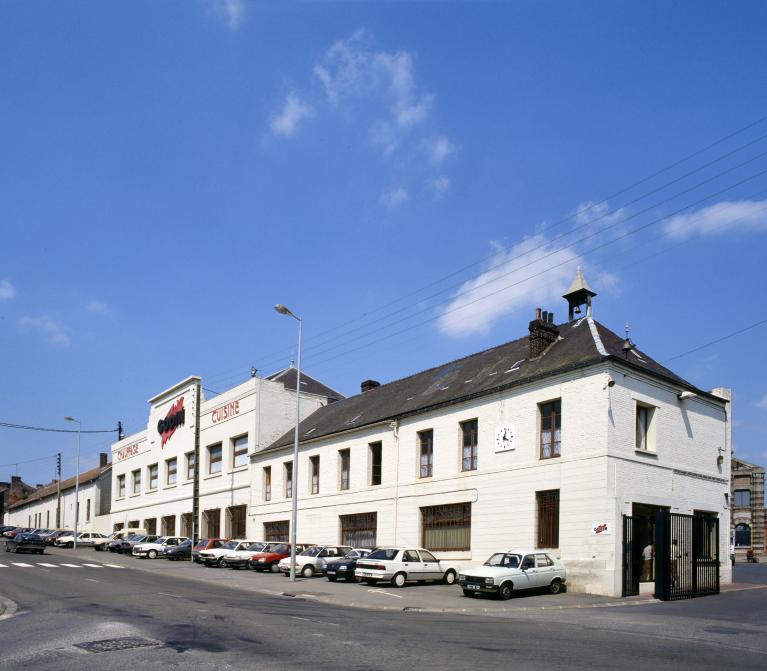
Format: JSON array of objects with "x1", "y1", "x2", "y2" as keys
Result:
[
  {"x1": 310, "y1": 456, "x2": 320, "y2": 494},
  {"x1": 117, "y1": 474, "x2": 125, "y2": 498},
  {"x1": 340, "y1": 512, "x2": 377, "y2": 547},
  {"x1": 635, "y1": 403, "x2": 655, "y2": 452},
  {"x1": 264, "y1": 520, "x2": 289, "y2": 542},
  {"x1": 132, "y1": 469, "x2": 141, "y2": 494},
  {"x1": 148, "y1": 463, "x2": 158, "y2": 490},
  {"x1": 339, "y1": 449, "x2": 350, "y2": 490},
  {"x1": 461, "y1": 419, "x2": 478, "y2": 471},
  {"x1": 418, "y1": 430, "x2": 433, "y2": 478},
  {"x1": 284, "y1": 461, "x2": 293, "y2": 498},
  {"x1": 734, "y1": 489, "x2": 751, "y2": 507},
  {"x1": 233, "y1": 435, "x2": 248, "y2": 468},
  {"x1": 421, "y1": 503, "x2": 471, "y2": 551},
  {"x1": 539, "y1": 400, "x2": 562, "y2": 459},
  {"x1": 166, "y1": 457, "x2": 177, "y2": 485},
  {"x1": 208, "y1": 443, "x2": 222, "y2": 474},
  {"x1": 536, "y1": 489, "x2": 560, "y2": 548},
  {"x1": 263, "y1": 466, "x2": 272, "y2": 501},
  {"x1": 86, "y1": 499, "x2": 91, "y2": 522},
  {"x1": 369, "y1": 442, "x2": 382, "y2": 486},
  {"x1": 186, "y1": 451, "x2": 195, "y2": 480}
]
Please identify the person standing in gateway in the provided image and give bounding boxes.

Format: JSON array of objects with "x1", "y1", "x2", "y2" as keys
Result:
[{"x1": 641, "y1": 542, "x2": 654, "y2": 581}]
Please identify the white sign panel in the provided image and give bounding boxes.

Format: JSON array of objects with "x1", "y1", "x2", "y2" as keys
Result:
[
  {"x1": 494, "y1": 425, "x2": 516, "y2": 452},
  {"x1": 591, "y1": 521, "x2": 611, "y2": 536}
]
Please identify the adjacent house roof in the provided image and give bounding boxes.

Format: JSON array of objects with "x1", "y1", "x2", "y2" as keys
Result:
[
  {"x1": 7, "y1": 463, "x2": 111, "y2": 510},
  {"x1": 264, "y1": 317, "x2": 720, "y2": 453},
  {"x1": 265, "y1": 366, "x2": 344, "y2": 401}
]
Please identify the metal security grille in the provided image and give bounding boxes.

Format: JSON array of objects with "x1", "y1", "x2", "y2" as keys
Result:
[
  {"x1": 227, "y1": 505, "x2": 247, "y2": 538},
  {"x1": 536, "y1": 490, "x2": 559, "y2": 548},
  {"x1": 203, "y1": 509, "x2": 220, "y2": 538},
  {"x1": 340, "y1": 512, "x2": 377, "y2": 547},
  {"x1": 655, "y1": 511, "x2": 719, "y2": 601},
  {"x1": 622, "y1": 515, "x2": 639, "y2": 596},
  {"x1": 161, "y1": 515, "x2": 176, "y2": 536},
  {"x1": 421, "y1": 503, "x2": 471, "y2": 551},
  {"x1": 264, "y1": 520, "x2": 289, "y2": 542}
]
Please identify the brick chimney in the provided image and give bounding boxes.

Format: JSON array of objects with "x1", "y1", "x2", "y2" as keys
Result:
[
  {"x1": 99, "y1": 452, "x2": 109, "y2": 468},
  {"x1": 528, "y1": 307, "x2": 560, "y2": 358},
  {"x1": 361, "y1": 379, "x2": 381, "y2": 393}
]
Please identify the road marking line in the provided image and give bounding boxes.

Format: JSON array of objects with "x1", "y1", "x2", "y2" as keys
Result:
[
  {"x1": 36, "y1": 563, "x2": 58, "y2": 568},
  {"x1": 84, "y1": 578, "x2": 101, "y2": 583},
  {"x1": 59, "y1": 563, "x2": 82, "y2": 568},
  {"x1": 158, "y1": 592, "x2": 182, "y2": 599},
  {"x1": 101, "y1": 564, "x2": 124, "y2": 568},
  {"x1": 0, "y1": 564, "x2": 6, "y2": 568},
  {"x1": 81, "y1": 563, "x2": 103, "y2": 568},
  {"x1": 367, "y1": 589, "x2": 403, "y2": 599},
  {"x1": 289, "y1": 616, "x2": 340, "y2": 627},
  {"x1": 10, "y1": 563, "x2": 33, "y2": 568}
]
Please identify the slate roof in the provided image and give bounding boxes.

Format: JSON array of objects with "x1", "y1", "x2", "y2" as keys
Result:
[
  {"x1": 7, "y1": 463, "x2": 111, "y2": 510},
  {"x1": 265, "y1": 366, "x2": 344, "y2": 401},
  {"x1": 264, "y1": 317, "x2": 718, "y2": 453}
]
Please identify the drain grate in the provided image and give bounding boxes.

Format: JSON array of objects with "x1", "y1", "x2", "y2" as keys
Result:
[{"x1": 75, "y1": 637, "x2": 161, "y2": 653}]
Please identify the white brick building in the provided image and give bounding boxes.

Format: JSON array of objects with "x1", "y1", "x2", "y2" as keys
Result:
[
  {"x1": 109, "y1": 369, "x2": 341, "y2": 539},
  {"x1": 249, "y1": 274, "x2": 732, "y2": 597}
]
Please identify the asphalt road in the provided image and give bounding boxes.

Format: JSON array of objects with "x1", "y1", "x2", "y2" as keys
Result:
[{"x1": 0, "y1": 549, "x2": 765, "y2": 670}]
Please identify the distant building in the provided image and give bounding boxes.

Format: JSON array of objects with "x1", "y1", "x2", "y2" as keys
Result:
[
  {"x1": 5, "y1": 454, "x2": 112, "y2": 532},
  {"x1": 731, "y1": 457, "x2": 765, "y2": 560},
  {"x1": 0, "y1": 476, "x2": 36, "y2": 523}
]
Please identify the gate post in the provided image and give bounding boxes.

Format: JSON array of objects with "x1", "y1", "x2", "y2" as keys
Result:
[{"x1": 654, "y1": 510, "x2": 670, "y2": 600}]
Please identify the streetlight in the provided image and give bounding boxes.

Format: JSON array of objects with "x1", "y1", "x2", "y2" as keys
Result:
[
  {"x1": 274, "y1": 303, "x2": 302, "y2": 582},
  {"x1": 64, "y1": 416, "x2": 81, "y2": 550}
]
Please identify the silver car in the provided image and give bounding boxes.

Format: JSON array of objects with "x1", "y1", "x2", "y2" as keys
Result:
[
  {"x1": 354, "y1": 547, "x2": 459, "y2": 588},
  {"x1": 458, "y1": 550, "x2": 566, "y2": 599},
  {"x1": 277, "y1": 545, "x2": 352, "y2": 578}
]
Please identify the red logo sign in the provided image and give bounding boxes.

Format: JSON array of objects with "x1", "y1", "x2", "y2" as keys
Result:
[{"x1": 157, "y1": 396, "x2": 185, "y2": 447}]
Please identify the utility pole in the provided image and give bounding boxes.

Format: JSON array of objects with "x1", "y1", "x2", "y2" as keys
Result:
[{"x1": 56, "y1": 452, "x2": 62, "y2": 527}]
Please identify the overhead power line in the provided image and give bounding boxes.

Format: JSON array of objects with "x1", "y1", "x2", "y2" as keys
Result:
[
  {"x1": 664, "y1": 318, "x2": 767, "y2": 363},
  {"x1": 0, "y1": 422, "x2": 119, "y2": 434}
]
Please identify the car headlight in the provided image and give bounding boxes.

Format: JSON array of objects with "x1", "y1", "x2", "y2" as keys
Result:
[
  {"x1": 458, "y1": 574, "x2": 466, "y2": 581},
  {"x1": 484, "y1": 577, "x2": 495, "y2": 585},
  {"x1": 337, "y1": 565, "x2": 347, "y2": 570}
]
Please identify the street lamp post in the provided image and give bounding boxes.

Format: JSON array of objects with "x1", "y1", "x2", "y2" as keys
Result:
[
  {"x1": 274, "y1": 303, "x2": 302, "y2": 582},
  {"x1": 64, "y1": 416, "x2": 81, "y2": 550}
]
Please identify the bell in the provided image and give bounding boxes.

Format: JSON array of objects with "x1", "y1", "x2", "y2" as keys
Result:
[{"x1": 574, "y1": 305, "x2": 582, "y2": 315}]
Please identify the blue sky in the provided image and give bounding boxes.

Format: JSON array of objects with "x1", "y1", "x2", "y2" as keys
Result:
[{"x1": 2, "y1": 1, "x2": 766, "y2": 486}]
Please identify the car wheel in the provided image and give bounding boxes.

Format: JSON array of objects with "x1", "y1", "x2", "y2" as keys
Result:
[
  {"x1": 148, "y1": 550, "x2": 158, "y2": 559},
  {"x1": 498, "y1": 582, "x2": 513, "y2": 601},
  {"x1": 365, "y1": 579, "x2": 378, "y2": 586},
  {"x1": 219, "y1": 559, "x2": 228, "y2": 568},
  {"x1": 443, "y1": 570, "x2": 457, "y2": 585},
  {"x1": 391, "y1": 572, "x2": 407, "y2": 588},
  {"x1": 462, "y1": 589, "x2": 475, "y2": 598},
  {"x1": 301, "y1": 564, "x2": 314, "y2": 578},
  {"x1": 327, "y1": 576, "x2": 337, "y2": 582},
  {"x1": 67, "y1": 542, "x2": 74, "y2": 549},
  {"x1": 270, "y1": 562, "x2": 280, "y2": 573},
  {"x1": 549, "y1": 578, "x2": 563, "y2": 595}
]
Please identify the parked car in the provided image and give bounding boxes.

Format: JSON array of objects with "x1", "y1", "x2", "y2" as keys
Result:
[
  {"x1": 355, "y1": 548, "x2": 459, "y2": 588},
  {"x1": 325, "y1": 549, "x2": 373, "y2": 582},
  {"x1": 249, "y1": 543, "x2": 313, "y2": 572},
  {"x1": 278, "y1": 545, "x2": 353, "y2": 578},
  {"x1": 5, "y1": 533, "x2": 46, "y2": 554},
  {"x1": 3, "y1": 527, "x2": 31, "y2": 538},
  {"x1": 457, "y1": 551, "x2": 566, "y2": 599},
  {"x1": 163, "y1": 539, "x2": 192, "y2": 561},
  {"x1": 40, "y1": 530, "x2": 72, "y2": 546},
  {"x1": 93, "y1": 528, "x2": 147, "y2": 551},
  {"x1": 221, "y1": 541, "x2": 269, "y2": 569},
  {"x1": 54, "y1": 531, "x2": 109, "y2": 548},
  {"x1": 192, "y1": 538, "x2": 228, "y2": 563},
  {"x1": 132, "y1": 536, "x2": 188, "y2": 559},
  {"x1": 110, "y1": 534, "x2": 159, "y2": 554},
  {"x1": 198, "y1": 539, "x2": 256, "y2": 567}
]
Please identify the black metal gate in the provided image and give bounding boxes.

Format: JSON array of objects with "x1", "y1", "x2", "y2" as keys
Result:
[
  {"x1": 654, "y1": 511, "x2": 719, "y2": 600},
  {"x1": 622, "y1": 515, "x2": 640, "y2": 597}
]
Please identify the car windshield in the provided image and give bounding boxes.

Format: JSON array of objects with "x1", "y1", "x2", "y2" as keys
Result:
[
  {"x1": 152, "y1": 537, "x2": 167, "y2": 544},
  {"x1": 301, "y1": 546, "x2": 323, "y2": 557},
  {"x1": 484, "y1": 553, "x2": 522, "y2": 568},
  {"x1": 132, "y1": 536, "x2": 147, "y2": 543},
  {"x1": 221, "y1": 540, "x2": 239, "y2": 550},
  {"x1": 195, "y1": 539, "x2": 210, "y2": 548},
  {"x1": 246, "y1": 542, "x2": 265, "y2": 551},
  {"x1": 265, "y1": 543, "x2": 289, "y2": 553},
  {"x1": 367, "y1": 548, "x2": 399, "y2": 561}
]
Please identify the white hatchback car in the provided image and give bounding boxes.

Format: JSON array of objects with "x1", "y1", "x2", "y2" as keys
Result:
[
  {"x1": 278, "y1": 545, "x2": 352, "y2": 578},
  {"x1": 354, "y1": 547, "x2": 459, "y2": 587},
  {"x1": 198, "y1": 539, "x2": 256, "y2": 567},
  {"x1": 458, "y1": 550, "x2": 566, "y2": 599},
  {"x1": 132, "y1": 536, "x2": 188, "y2": 559},
  {"x1": 54, "y1": 532, "x2": 108, "y2": 548}
]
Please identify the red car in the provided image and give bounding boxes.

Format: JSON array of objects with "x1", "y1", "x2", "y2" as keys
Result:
[
  {"x1": 248, "y1": 543, "x2": 314, "y2": 572},
  {"x1": 192, "y1": 538, "x2": 228, "y2": 564},
  {"x1": 3, "y1": 527, "x2": 32, "y2": 538}
]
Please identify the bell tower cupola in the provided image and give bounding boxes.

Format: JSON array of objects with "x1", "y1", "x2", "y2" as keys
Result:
[{"x1": 563, "y1": 267, "x2": 597, "y2": 321}]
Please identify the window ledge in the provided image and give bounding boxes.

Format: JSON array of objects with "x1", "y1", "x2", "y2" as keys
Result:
[
  {"x1": 165, "y1": 484, "x2": 177, "y2": 490},
  {"x1": 634, "y1": 449, "x2": 658, "y2": 457},
  {"x1": 203, "y1": 472, "x2": 222, "y2": 480},
  {"x1": 227, "y1": 466, "x2": 249, "y2": 474},
  {"x1": 129, "y1": 493, "x2": 141, "y2": 498}
]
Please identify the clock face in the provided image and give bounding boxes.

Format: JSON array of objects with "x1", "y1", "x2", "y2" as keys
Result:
[{"x1": 495, "y1": 425, "x2": 515, "y2": 452}]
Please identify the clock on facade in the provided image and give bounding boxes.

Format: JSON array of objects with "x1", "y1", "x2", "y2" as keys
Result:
[{"x1": 495, "y1": 425, "x2": 515, "y2": 452}]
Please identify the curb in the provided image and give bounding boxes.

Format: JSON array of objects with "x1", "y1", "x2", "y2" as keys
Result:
[{"x1": 0, "y1": 595, "x2": 18, "y2": 622}]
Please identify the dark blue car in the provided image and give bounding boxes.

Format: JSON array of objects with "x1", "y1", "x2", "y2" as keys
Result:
[
  {"x1": 163, "y1": 539, "x2": 192, "y2": 561},
  {"x1": 5, "y1": 533, "x2": 46, "y2": 555}
]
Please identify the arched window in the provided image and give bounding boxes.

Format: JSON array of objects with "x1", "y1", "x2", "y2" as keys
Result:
[{"x1": 735, "y1": 523, "x2": 751, "y2": 547}]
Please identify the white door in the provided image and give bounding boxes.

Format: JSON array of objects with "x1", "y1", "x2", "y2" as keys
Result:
[{"x1": 417, "y1": 550, "x2": 442, "y2": 580}]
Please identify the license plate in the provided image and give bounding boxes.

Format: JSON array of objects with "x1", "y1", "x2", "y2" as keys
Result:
[{"x1": 467, "y1": 584, "x2": 480, "y2": 590}]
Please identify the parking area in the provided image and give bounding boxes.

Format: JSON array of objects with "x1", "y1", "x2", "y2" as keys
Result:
[{"x1": 6, "y1": 544, "x2": 663, "y2": 615}]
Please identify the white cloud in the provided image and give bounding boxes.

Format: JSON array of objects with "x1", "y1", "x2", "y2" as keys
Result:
[
  {"x1": 0, "y1": 279, "x2": 15, "y2": 300},
  {"x1": 207, "y1": 0, "x2": 245, "y2": 31},
  {"x1": 429, "y1": 176, "x2": 450, "y2": 200},
  {"x1": 756, "y1": 394, "x2": 767, "y2": 409},
  {"x1": 86, "y1": 301, "x2": 108, "y2": 314},
  {"x1": 573, "y1": 201, "x2": 627, "y2": 236},
  {"x1": 380, "y1": 187, "x2": 408, "y2": 208},
  {"x1": 19, "y1": 316, "x2": 71, "y2": 346},
  {"x1": 426, "y1": 136, "x2": 455, "y2": 164},
  {"x1": 437, "y1": 236, "x2": 582, "y2": 337},
  {"x1": 269, "y1": 93, "x2": 313, "y2": 137},
  {"x1": 663, "y1": 199, "x2": 767, "y2": 239}
]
